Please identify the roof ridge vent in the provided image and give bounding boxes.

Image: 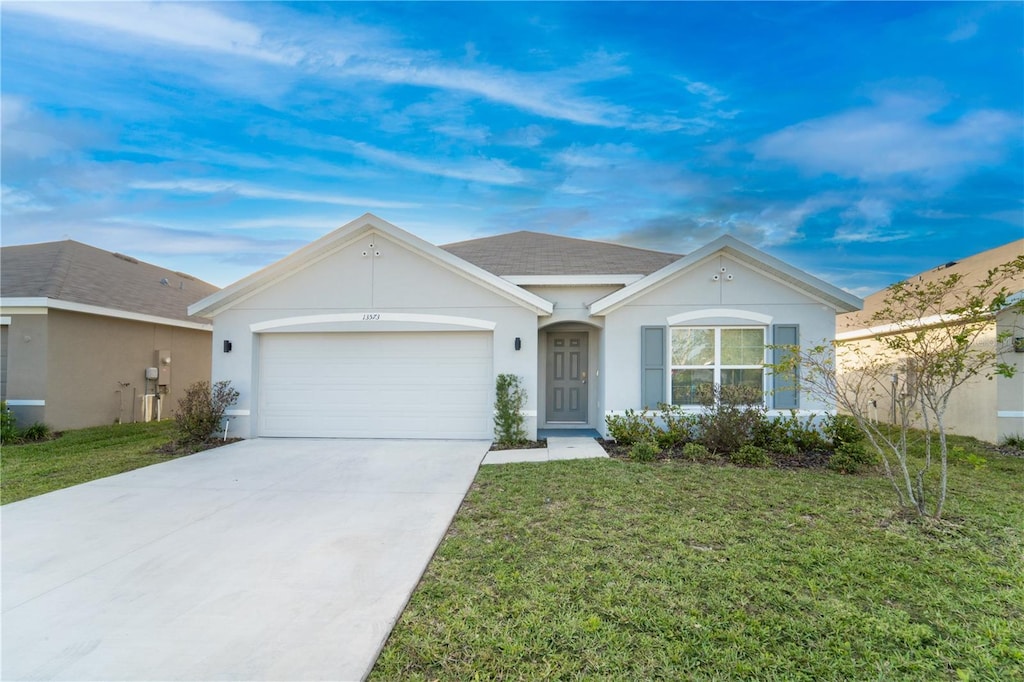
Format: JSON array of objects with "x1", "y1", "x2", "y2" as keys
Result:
[
  {"x1": 173, "y1": 271, "x2": 196, "y2": 281},
  {"x1": 113, "y1": 253, "x2": 139, "y2": 264}
]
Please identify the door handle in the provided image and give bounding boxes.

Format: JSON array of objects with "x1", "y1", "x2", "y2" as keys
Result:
[{"x1": 581, "y1": 371, "x2": 587, "y2": 384}]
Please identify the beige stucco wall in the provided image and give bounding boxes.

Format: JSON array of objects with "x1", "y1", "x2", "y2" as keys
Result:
[
  {"x1": 2, "y1": 313, "x2": 49, "y2": 426},
  {"x1": 43, "y1": 310, "x2": 212, "y2": 430},
  {"x1": 837, "y1": 324, "x2": 1003, "y2": 444}
]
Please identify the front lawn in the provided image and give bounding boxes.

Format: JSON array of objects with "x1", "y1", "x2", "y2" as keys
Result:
[
  {"x1": 1, "y1": 420, "x2": 181, "y2": 504},
  {"x1": 371, "y1": 443, "x2": 1024, "y2": 680}
]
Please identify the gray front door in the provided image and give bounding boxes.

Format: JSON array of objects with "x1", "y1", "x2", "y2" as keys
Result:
[{"x1": 546, "y1": 332, "x2": 588, "y2": 423}]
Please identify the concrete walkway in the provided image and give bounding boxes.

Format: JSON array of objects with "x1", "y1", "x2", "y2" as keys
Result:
[
  {"x1": 482, "y1": 436, "x2": 609, "y2": 464},
  {"x1": 1, "y1": 438, "x2": 488, "y2": 682}
]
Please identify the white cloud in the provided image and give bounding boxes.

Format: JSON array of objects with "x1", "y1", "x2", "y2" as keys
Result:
[
  {"x1": 754, "y1": 93, "x2": 1019, "y2": 186},
  {"x1": 346, "y1": 142, "x2": 529, "y2": 186},
  {"x1": 130, "y1": 179, "x2": 420, "y2": 209},
  {"x1": 344, "y1": 60, "x2": 631, "y2": 127},
  {"x1": 4, "y1": 1, "x2": 300, "y2": 64},
  {"x1": 946, "y1": 21, "x2": 978, "y2": 42},
  {"x1": 1, "y1": 185, "x2": 51, "y2": 214}
]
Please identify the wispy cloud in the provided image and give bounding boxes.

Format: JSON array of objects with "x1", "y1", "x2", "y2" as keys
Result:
[
  {"x1": 130, "y1": 180, "x2": 420, "y2": 209},
  {"x1": 350, "y1": 142, "x2": 528, "y2": 186},
  {"x1": 4, "y1": 2, "x2": 300, "y2": 65},
  {"x1": 754, "y1": 92, "x2": 1019, "y2": 187}
]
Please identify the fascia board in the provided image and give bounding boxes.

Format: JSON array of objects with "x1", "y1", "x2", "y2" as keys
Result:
[
  {"x1": 503, "y1": 274, "x2": 643, "y2": 286},
  {"x1": 189, "y1": 213, "x2": 553, "y2": 318},
  {"x1": 1, "y1": 297, "x2": 212, "y2": 331},
  {"x1": 589, "y1": 235, "x2": 863, "y2": 316}
]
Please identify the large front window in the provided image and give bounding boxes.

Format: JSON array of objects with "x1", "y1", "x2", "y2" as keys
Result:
[{"x1": 671, "y1": 327, "x2": 765, "y2": 405}]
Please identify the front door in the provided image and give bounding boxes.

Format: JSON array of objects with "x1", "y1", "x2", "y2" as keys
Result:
[{"x1": 546, "y1": 332, "x2": 588, "y2": 423}]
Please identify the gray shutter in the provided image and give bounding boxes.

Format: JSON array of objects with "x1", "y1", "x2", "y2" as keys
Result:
[
  {"x1": 772, "y1": 324, "x2": 800, "y2": 409},
  {"x1": 641, "y1": 326, "x2": 667, "y2": 409}
]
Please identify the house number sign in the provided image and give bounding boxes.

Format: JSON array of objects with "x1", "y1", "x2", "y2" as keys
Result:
[{"x1": 362, "y1": 313, "x2": 381, "y2": 321}]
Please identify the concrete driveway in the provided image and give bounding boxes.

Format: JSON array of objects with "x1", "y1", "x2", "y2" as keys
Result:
[{"x1": 1, "y1": 438, "x2": 488, "y2": 682}]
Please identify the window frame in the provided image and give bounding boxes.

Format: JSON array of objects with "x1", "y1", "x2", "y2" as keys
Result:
[{"x1": 669, "y1": 326, "x2": 768, "y2": 407}]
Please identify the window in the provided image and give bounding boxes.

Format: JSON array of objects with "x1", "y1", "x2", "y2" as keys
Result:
[{"x1": 670, "y1": 327, "x2": 766, "y2": 405}]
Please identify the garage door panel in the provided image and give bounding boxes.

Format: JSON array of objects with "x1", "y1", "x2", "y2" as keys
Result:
[{"x1": 258, "y1": 332, "x2": 493, "y2": 439}]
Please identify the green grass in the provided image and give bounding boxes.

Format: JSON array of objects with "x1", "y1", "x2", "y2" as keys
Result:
[
  {"x1": 1, "y1": 420, "x2": 181, "y2": 504},
  {"x1": 371, "y1": 437, "x2": 1024, "y2": 681}
]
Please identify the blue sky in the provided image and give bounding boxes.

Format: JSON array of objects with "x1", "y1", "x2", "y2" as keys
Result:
[{"x1": 2, "y1": 1, "x2": 1021, "y2": 295}]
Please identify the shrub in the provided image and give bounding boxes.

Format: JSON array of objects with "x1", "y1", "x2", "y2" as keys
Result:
[
  {"x1": 494, "y1": 374, "x2": 528, "y2": 446},
  {"x1": 606, "y1": 409, "x2": 658, "y2": 445},
  {"x1": 999, "y1": 433, "x2": 1024, "y2": 452},
  {"x1": 630, "y1": 440, "x2": 660, "y2": 462},
  {"x1": 0, "y1": 402, "x2": 16, "y2": 444},
  {"x1": 680, "y1": 442, "x2": 710, "y2": 462},
  {"x1": 829, "y1": 441, "x2": 879, "y2": 474},
  {"x1": 176, "y1": 380, "x2": 239, "y2": 444},
  {"x1": 729, "y1": 444, "x2": 772, "y2": 468},
  {"x1": 823, "y1": 413, "x2": 865, "y2": 447},
  {"x1": 656, "y1": 403, "x2": 696, "y2": 448},
  {"x1": 695, "y1": 384, "x2": 767, "y2": 454},
  {"x1": 20, "y1": 422, "x2": 52, "y2": 442}
]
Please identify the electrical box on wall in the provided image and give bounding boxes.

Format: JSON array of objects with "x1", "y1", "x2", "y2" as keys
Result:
[
  {"x1": 157, "y1": 350, "x2": 171, "y2": 386},
  {"x1": 145, "y1": 367, "x2": 159, "y2": 380}
]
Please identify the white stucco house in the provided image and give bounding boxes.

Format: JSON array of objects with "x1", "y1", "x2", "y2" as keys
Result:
[{"x1": 188, "y1": 213, "x2": 862, "y2": 440}]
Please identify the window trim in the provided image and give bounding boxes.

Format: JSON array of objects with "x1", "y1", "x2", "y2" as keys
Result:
[{"x1": 669, "y1": 325, "x2": 767, "y2": 407}]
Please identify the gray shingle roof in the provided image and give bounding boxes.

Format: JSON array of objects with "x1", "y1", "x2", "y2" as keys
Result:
[
  {"x1": 441, "y1": 230, "x2": 682, "y2": 277},
  {"x1": 1, "y1": 240, "x2": 219, "y2": 323}
]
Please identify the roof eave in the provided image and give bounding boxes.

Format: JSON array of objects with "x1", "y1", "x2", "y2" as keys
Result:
[
  {"x1": 589, "y1": 235, "x2": 863, "y2": 316},
  {"x1": 189, "y1": 213, "x2": 553, "y2": 318}
]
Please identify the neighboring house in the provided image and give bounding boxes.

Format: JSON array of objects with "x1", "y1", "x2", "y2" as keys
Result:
[
  {"x1": 188, "y1": 213, "x2": 862, "y2": 440},
  {"x1": 837, "y1": 239, "x2": 1024, "y2": 444},
  {"x1": 0, "y1": 240, "x2": 219, "y2": 430}
]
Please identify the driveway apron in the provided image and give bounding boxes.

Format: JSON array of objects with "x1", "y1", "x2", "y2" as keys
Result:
[{"x1": 1, "y1": 438, "x2": 488, "y2": 682}]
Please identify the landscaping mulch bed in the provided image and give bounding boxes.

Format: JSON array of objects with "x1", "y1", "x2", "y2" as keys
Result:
[
  {"x1": 599, "y1": 439, "x2": 834, "y2": 469},
  {"x1": 489, "y1": 439, "x2": 547, "y2": 451}
]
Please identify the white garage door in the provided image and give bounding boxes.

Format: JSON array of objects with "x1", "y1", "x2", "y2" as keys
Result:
[{"x1": 258, "y1": 332, "x2": 493, "y2": 439}]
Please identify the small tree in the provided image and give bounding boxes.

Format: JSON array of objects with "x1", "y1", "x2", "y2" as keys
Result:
[
  {"x1": 774, "y1": 256, "x2": 1024, "y2": 519},
  {"x1": 175, "y1": 380, "x2": 239, "y2": 444},
  {"x1": 494, "y1": 373, "x2": 528, "y2": 446}
]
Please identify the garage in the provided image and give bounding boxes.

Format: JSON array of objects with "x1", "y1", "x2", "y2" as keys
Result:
[{"x1": 257, "y1": 331, "x2": 494, "y2": 439}]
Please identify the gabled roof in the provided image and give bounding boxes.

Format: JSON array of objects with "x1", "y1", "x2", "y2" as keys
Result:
[
  {"x1": 189, "y1": 214, "x2": 554, "y2": 318},
  {"x1": 1, "y1": 240, "x2": 218, "y2": 324},
  {"x1": 589, "y1": 235, "x2": 863, "y2": 315},
  {"x1": 441, "y1": 230, "x2": 681, "y2": 277},
  {"x1": 839, "y1": 239, "x2": 1024, "y2": 332}
]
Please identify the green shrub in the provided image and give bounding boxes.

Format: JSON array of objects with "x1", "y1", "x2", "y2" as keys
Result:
[
  {"x1": 175, "y1": 380, "x2": 239, "y2": 444},
  {"x1": 657, "y1": 403, "x2": 696, "y2": 447},
  {"x1": 20, "y1": 422, "x2": 52, "y2": 442},
  {"x1": 0, "y1": 402, "x2": 16, "y2": 444},
  {"x1": 630, "y1": 440, "x2": 660, "y2": 462},
  {"x1": 999, "y1": 433, "x2": 1024, "y2": 452},
  {"x1": 729, "y1": 444, "x2": 772, "y2": 468},
  {"x1": 606, "y1": 409, "x2": 658, "y2": 445},
  {"x1": 494, "y1": 373, "x2": 528, "y2": 446},
  {"x1": 823, "y1": 413, "x2": 865, "y2": 447},
  {"x1": 680, "y1": 442, "x2": 710, "y2": 461},
  {"x1": 829, "y1": 441, "x2": 880, "y2": 474},
  {"x1": 696, "y1": 384, "x2": 767, "y2": 454},
  {"x1": 771, "y1": 440, "x2": 799, "y2": 456}
]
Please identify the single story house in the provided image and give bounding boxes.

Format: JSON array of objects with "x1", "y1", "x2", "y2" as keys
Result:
[
  {"x1": 837, "y1": 239, "x2": 1024, "y2": 444},
  {"x1": 0, "y1": 240, "x2": 219, "y2": 430},
  {"x1": 188, "y1": 213, "x2": 862, "y2": 440}
]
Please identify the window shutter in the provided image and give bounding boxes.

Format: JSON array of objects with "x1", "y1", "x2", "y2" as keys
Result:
[
  {"x1": 772, "y1": 324, "x2": 800, "y2": 409},
  {"x1": 641, "y1": 326, "x2": 667, "y2": 409}
]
